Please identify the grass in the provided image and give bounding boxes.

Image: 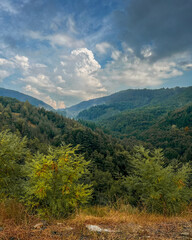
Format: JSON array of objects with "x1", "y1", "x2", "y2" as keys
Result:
[{"x1": 0, "y1": 201, "x2": 191, "y2": 239}]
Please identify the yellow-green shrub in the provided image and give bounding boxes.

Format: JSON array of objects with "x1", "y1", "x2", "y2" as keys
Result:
[
  {"x1": 123, "y1": 146, "x2": 192, "y2": 215},
  {"x1": 0, "y1": 130, "x2": 29, "y2": 199},
  {"x1": 24, "y1": 145, "x2": 92, "y2": 217}
]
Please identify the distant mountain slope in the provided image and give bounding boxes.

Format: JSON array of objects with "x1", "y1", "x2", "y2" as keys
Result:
[
  {"x1": 64, "y1": 96, "x2": 107, "y2": 118},
  {"x1": 0, "y1": 87, "x2": 53, "y2": 110},
  {"x1": 0, "y1": 96, "x2": 135, "y2": 174},
  {"x1": 77, "y1": 87, "x2": 192, "y2": 120},
  {"x1": 95, "y1": 106, "x2": 170, "y2": 137},
  {"x1": 0, "y1": 96, "x2": 138, "y2": 204},
  {"x1": 79, "y1": 103, "x2": 192, "y2": 164},
  {"x1": 139, "y1": 104, "x2": 192, "y2": 162}
]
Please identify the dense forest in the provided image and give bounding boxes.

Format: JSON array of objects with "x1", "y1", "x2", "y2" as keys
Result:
[
  {"x1": 66, "y1": 86, "x2": 192, "y2": 117},
  {"x1": 79, "y1": 105, "x2": 192, "y2": 164},
  {"x1": 0, "y1": 97, "x2": 136, "y2": 205},
  {"x1": 0, "y1": 96, "x2": 191, "y2": 217},
  {"x1": 77, "y1": 87, "x2": 192, "y2": 165}
]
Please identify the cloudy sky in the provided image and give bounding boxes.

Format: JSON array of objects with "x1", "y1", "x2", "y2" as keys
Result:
[{"x1": 0, "y1": 0, "x2": 192, "y2": 108}]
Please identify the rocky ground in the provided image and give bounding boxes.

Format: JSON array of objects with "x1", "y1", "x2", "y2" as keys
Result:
[{"x1": 0, "y1": 216, "x2": 192, "y2": 240}]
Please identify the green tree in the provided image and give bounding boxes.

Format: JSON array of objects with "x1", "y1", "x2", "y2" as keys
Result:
[
  {"x1": 0, "y1": 130, "x2": 29, "y2": 199},
  {"x1": 24, "y1": 145, "x2": 92, "y2": 217},
  {"x1": 123, "y1": 146, "x2": 192, "y2": 215}
]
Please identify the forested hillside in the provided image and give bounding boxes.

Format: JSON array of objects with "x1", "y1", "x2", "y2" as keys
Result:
[
  {"x1": 0, "y1": 95, "x2": 191, "y2": 225},
  {"x1": 0, "y1": 96, "x2": 139, "y2": 204},
  {"x1": 75, "y1": 86, "x2": 192, "y2": 165},
  {"x1": 78, "y1": 104, "x2": 192, "y2": 164},
  {"x1": 0, "y1": 87, "x2": 53, "y2": 110},
  {"x1": 139, "y1": 104, "x2": 192, "y2": 163},
  {"x1": 67, "y1": 86, "x2": 192, "y2": 118}
]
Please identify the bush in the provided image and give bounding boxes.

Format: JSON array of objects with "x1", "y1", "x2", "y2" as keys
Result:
[
  {"x1": 0, "y1": 130, "x2": 29, "y2": 199},
  {"x1": 24, "y1": 145, "x2": 92, "y2": 217},
  {"x1": 123, "y1": 146, "x2": 192, "y2": 215}
]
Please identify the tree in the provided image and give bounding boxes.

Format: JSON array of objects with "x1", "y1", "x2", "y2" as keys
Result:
[
  {"x1": 123, "y1": 146, "x2": 192, "y2": 215},
  {"x1": 24, "y1": 144, "x2": 92, "y2": 217},
  {"x1": 0, "y1": 130, "x2": 29, "y2": 199}
]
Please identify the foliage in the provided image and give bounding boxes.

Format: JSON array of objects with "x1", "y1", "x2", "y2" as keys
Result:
[
  {"x1": 123, "y1": 146, "x2": 192, "y2": 215},
  {"x1": 0, "y1": 96, "x2": 192, "y2": 215},
  {"x1": 0, "y1": 97, "x2": 134, "y2": 204},
  {"x1": 0, "y1": 130, "x2": 29, "y2": 199},
  {"x1": 24, "y1": 145, "x2": 92, "y2": 217},
  {"x1": 79, "y1": 103, "x2": 192, "y2": 164},
  {"x1": 77, "y1": 87, "x2": 192, "y2": 120}
]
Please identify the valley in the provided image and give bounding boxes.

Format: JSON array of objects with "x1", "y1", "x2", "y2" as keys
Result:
[{"x1": 0, "y1": 87, "x2": 191, "y2": 239}]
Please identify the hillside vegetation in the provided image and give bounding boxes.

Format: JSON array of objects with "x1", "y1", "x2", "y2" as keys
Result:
[
  {"x1": 0, "y1": 95, "x2": 191, "y2": 240},
  {"x1": 66, "y1": 86, "x2": 192, "y2": 118},
  {"x1": 0, "y1": 87, "x2": 53, "y2": 110},
  {"x1": 0, "y1": 96, "x2": 191, "y2": 215},
  {"x1": 0, "y1": 97, "x2": 137, "y2": 205},
  {"x1": 76, "y1": 87, "x2": 192, "y2": 165}
]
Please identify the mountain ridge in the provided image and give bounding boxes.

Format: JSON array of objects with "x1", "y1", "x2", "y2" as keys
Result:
[
  {"x1": 76, "y1": 86, "x2": 192, "y2": 120},
  {"x1": 0, "y1": 87, "x2": 53, "y2": 110}
]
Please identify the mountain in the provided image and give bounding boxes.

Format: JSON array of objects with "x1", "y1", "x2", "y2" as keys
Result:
[
  {"x1": 0, "y1": 87, "x2": 53, "y2": 110},
  {"x1": 64, "y1": 86, "x2": 192, "y2": 118},
  {"x1": 0, "y1": 95, "x2": 191, "y2": 206},
  {"x1": 79, "y1": 103, "x2": 192, "y2": 164},
  {"x1": 138, "y1": 104, "x2": 192, "y2": 163},
  {"x1": 0, "y1": 96, "x2": 139, "y2": 203},
  {"x1": 63, "y1": 96, "x2": 108, "y2": 118},
  {"x1": 74, "y1": 86, "x2": 192, "y2": 164}
]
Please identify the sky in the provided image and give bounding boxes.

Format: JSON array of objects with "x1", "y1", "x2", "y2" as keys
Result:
[{"x1": 0, "y1": 0, "x2": 192, "y2": 109}]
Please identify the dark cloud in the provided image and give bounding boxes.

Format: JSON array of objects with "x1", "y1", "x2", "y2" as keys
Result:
[{"x1": 115, "y1": 0, "x2": 192, "y2": 60}]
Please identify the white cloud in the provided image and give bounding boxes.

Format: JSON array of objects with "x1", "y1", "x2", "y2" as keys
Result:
[
  {"x1": 57, "y1": 75, "x2": 66, "y2": 83},
  {"x1": 48, "y1": 34, "x2": 84, "y2": 48},
  {"x1": 0, "y1": 58, "x2": 12, "y2": 65},
  {"x1": 43, "y1": 48, "x2": 107, "y2": 103},
  {"x1": 98, "y1": 49, "x2": 183, "y2": 90},
  {"x1": 34, "y1": 63, "x2": 47, "y2": 68},
  {"x1": 0, "y1": 70, "x2": 10, "y2": 81},
  {"x1": 111, "y1": 50, "x2": 121, "y2": 60},
  {"x1": 141, "y1": 45, "x2": 153, "y2": 58},
  {"x1": 20, "y1": 74, "x2": 53, "y2": 88},
  {"x1": 71, "y1": 48, "x2": 101, "y2": 75},
  {"x1": 44, "y1": 96, "x2": 66, "y2": 109},
  {"x1": 57, "y1": 101, "x2": 66, "y2": 109},
  {"x1": 58, "y1": 48, "x2": 106, "y2": 94},
  {"x1": 0, "y1": 0, "x2": 18, "y2": 14},
  {"x1": 28, "y1": 31, "x2": 84, "y2": 48},
  {"x1": 13, "y1": 55, "x2": 29, "y2": 70},
  {"x1": 0, "y1": 0, "x2": 30, "y2": 14},
  {"x1": 181, "y1": 63, "x2": 192, "y2": 71},
  {"x1": 24, "y1": 85, "x2": 41, "y2": 96},
  {"x1": 1, "y1": 43, "x2": 188, "y2": 108},
  {"x1": 0, "y1": 56, "x2": 46, "y2": 72},
  {"x1": 0, "y1": 58, "x2": 15, "y2": 69},
  {"x1": 96, "y1": 42, "x2": 112, "y2": 54},
  {"x1": 23, "y1": 85, "x2": 66, "y2": 109},
  {"x1": 67, "y1": 16, "x2": 77, "y2": 34}
]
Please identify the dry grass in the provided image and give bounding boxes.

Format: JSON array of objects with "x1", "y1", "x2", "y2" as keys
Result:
[
  {"x1": 0, "y1": 199, "x2": 32, "y2": 225},
  {"x1": 69, "y1": 205, "x2": 192, "y2": 227},
  {"x1": 0, "y1": 202, "x2": 191, "y2": 239}
]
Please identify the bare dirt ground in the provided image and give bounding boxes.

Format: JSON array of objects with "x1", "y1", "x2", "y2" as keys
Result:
[{"x1": 0, "y1": 211, "x2": 192, "y2": 240}]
